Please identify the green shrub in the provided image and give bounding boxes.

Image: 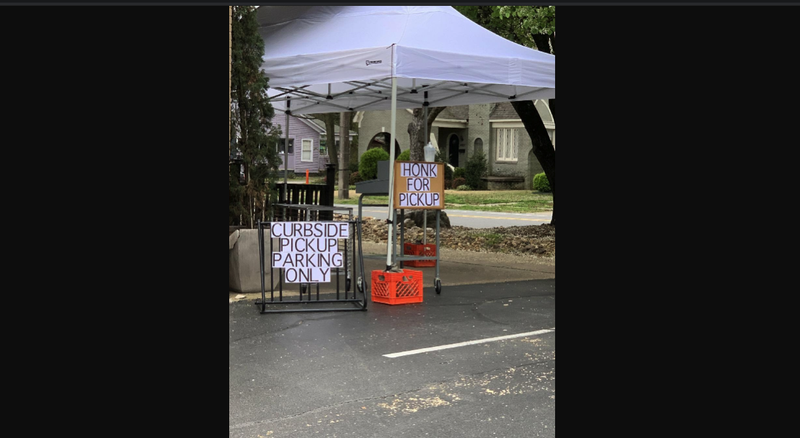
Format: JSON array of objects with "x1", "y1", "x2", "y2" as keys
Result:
[
  {"x1": 396, "y1": 150, "x2": 411, "y2": 161},
  {"x1": 533, "y1": 172, "x2": 551, "y2": 192},
  {"x1": 452, "y1": 177, "x2": 466, "y2": 189},
  {"x1": 453, "y1": 167, "x2": 466, "y2": 179},
  {"x1": 349, "y1": 162, "x2": 359, "y2": 173},
  {"x1": 456, "y1": 185, "x2": 472, "y2": 191},
  {"x1": 359, "y1": 148, "x2": 389, "y2": 180},
  {"x1": 465, "y1": 150, "x2": 488, "y2": 190},
  {"x1": 349, "y1": 171, "x2": 362, "y2": 184}
]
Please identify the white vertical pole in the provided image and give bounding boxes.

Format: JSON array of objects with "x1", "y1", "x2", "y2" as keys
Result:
[
  {"x1": 284, "y1": 111, "x2": 289, "y2": 200},
  {"x1": 284, "y1": 98, "x2": 290, "y2": 201},
  {"x1": 385, "y1": 76, "x2": 398, "y2": 270},
  {"x1": 423, "y1": 100, "x2": 428, "y2": 245}
]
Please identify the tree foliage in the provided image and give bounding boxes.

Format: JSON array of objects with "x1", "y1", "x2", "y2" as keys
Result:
[
  {"x1": 359, "y1": 148, "x2": 389, "y2": 181},
  {"x1": 230, "y1": 5, "x2": 281, "y2": 227},
  {"x1": 455, "y1": 6, "x2": 554, "y2": 54},
  {"x1": 533, "y1": 172, "x2": 552, "y2": 192},
  {"x1": 465, "y1": 150, "x2": 488, "y2": 191},
  {"x1": 455, "y1": 5, "x2": 556, "y2": 225}
]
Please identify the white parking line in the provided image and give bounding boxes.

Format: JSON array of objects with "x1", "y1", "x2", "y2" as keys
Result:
[{"x1": 383, "y1": 329, "x2": 554, "y2": 358}]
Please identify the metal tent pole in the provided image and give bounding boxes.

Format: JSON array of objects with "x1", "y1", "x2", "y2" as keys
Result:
[
  {"x1": 385, "y1": 76, "x2": 398, "y2": 271},
  {"x1": 284, "y1": 98, "x2": 290, "y2": 202},
  {"x1": 423, "y1": 99, "x2": 428, "y2": 245}
]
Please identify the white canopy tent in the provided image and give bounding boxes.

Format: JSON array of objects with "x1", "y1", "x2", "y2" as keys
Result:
[{"x1": 256, "y1": 6, "x2": 555, "y2": 270}]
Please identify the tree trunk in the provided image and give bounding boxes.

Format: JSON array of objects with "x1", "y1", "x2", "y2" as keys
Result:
[
  {"x1": 350, "y1": 135, "x2": 359, "y2": 169},
  {"x1": 510, "y1": 100, "x2": 555, "y2": 227},
  {"x1": 531, "y1": 34, "x2": 553, "y2": 55},
  {"x1": 407, "y1": 107, "x2": 446, "y2": 161},
  {"x1": 338, "y1": 112, "x2": 350, "y2": 199},
  {"x1": 243, "y1": 162, "x2": 253, "y2": 228},
  {"x1": 311, "y1": 112, "x2": 357, "y2": 170},
  {"x1": 321, "y1": 114, "x2": 338, "y2": 168},
  {"x1": 529, "y1": 33, "x2": 555, "y2": 227}
]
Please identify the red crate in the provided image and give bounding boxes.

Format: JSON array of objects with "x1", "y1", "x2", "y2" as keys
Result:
[
  {"x1": 403, "y1": 243, "x2": 437, "y2": 267},
  {"x1": 371, "y1": 269, "x2": 423, "y2": 305}
]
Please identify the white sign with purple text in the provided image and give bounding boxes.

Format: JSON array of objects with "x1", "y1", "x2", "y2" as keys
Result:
[{"x1": 270, "y1": 222, "x2": 349, "y2": 283}]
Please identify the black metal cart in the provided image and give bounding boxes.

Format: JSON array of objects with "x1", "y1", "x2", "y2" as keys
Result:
[
  {"x1": 255, "y1": 204, "x2": 367, "y2": 313},
  {"x1": 355, "y1": 161, "x2": 443, "y2": 295}
]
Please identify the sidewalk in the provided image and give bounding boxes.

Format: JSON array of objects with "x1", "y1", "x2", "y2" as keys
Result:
[{"x1": 229, "y1": 240, "x2": 554, "y2": 302}]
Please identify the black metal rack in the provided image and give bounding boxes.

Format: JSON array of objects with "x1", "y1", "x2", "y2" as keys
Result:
[{"x1": 255, "y1": 204, "x2": 367, "y2": 313}]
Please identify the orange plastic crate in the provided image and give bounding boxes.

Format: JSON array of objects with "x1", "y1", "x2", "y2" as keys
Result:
[
  {"x1": 371, "y1": 269, "x2": 423, "y2": 305},
  {"x1": 403, "y1": 243, "x2": 437, "y2": 267}
]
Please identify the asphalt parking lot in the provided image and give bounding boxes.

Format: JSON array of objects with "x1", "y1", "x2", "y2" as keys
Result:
[{"x1": 230, "y1": 279, "x2": 555, "y2": 437}]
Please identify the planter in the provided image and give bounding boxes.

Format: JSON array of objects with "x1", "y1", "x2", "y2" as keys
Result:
[{"x1": 229, "y1": 229, "x2": 275, "y2": 293}]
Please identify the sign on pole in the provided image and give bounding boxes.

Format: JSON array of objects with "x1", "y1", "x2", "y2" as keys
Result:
[
  {"x1": 270, "y1": 221, "x2": 349, "y2": 283},
  {"x1": 392, "y1": 161, "x2": 445, "y2": 210}
]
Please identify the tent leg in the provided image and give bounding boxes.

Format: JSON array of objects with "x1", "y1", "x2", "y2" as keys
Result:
[
  {"x1": 423, "y1": 104, "x2": 428, "y2": 245},
  {"x1": 385, "y1": 77, "x2": 398, "y2": 271},
  {"x1": 284, "y1": 109, "x2": 289, "y2": 201}
]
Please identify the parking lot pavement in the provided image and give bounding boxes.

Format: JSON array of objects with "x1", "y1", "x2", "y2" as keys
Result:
[{"x1": 230, "y1": 279, "x2": 555, "y2": 437}]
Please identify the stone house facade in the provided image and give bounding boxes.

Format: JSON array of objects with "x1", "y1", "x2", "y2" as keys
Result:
[{"x1": 355, "y1": 101, "x2": 554, "y2": 189}]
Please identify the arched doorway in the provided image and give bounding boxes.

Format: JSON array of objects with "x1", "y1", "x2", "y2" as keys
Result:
[
  {"x1": 366, "y1": 132, "x2": 401, "y2": 157},
  {"x1": 447, "y1": 133, "x2": 460, "y2": 167}
]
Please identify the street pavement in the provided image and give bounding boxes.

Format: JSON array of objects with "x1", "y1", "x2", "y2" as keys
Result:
[
  {"x1": 229, "y1": 208, "x2": 555, "y2": 437},
  {"x1": 229, "y1": 279, "x2": 555, "y2": 438},
  {"x1": 335, "y1": 204, "x2": 552, "y2": 229}
]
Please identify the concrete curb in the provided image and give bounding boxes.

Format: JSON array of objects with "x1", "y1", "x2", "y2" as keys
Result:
[{"x1": 229, "y1": 240, "x2": 554, "y2": 302}]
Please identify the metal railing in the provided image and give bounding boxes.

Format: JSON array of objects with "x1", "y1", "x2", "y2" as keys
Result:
[{"x1": 274, "y1": 163, "x2": 336, "y2": 221}]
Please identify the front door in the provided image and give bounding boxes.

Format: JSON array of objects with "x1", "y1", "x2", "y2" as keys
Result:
[{"x1": 448, "y1": 134, "x2": 460, "y2": 167}]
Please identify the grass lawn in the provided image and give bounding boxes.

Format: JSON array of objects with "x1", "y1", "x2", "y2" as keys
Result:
[
  {"x1": 280, "y1": 174, "x2": 553, "y2": 213},
  {"x1": 334, "y1": 189, "x2": 552, "y2": 213}
]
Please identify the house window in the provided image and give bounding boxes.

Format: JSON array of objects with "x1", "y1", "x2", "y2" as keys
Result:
[
  {"x1": 319, "y1": 138, "x2": 342, "y2": 157},
  {"x1": 495, "y1": 128, "x2": 518, "y2": 162},
  {"x1": 278, "y1": 138, "x2": 294, "y2": 154},
  {"x1": 301, "y1": 139, "x2": 313, "y2": 162}
]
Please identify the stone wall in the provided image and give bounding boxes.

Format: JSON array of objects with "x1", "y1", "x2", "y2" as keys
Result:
[
  {"x1": 357, "y1": 109, "x2": 415, "y2": 158},
  {"x1": 467, "y1": 104, "x2": 491, "y2": 161}
]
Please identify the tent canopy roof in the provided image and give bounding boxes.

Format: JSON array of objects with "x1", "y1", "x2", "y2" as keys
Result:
[{"x1": 257, "y1": 6, "x2": 555, "y2": 115}]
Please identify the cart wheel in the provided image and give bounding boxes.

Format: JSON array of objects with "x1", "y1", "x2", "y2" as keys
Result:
[
  {"x1": 357, "y1": 276, "x2": 364, "y2": 293},
  {"x1": 346, "y1": 278, "x2": 351, "y2": 292},
  {"x1": 435, "y1": 278, "x2": 442, "y2": 294}
]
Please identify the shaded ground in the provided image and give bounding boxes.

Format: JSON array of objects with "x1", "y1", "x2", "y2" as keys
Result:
[
  {"x1": 356, "y1": 215, "x2": 555, "y2": 258},
  {"x1": 230, "y1": 279, "x2": 555, "y2": 438}
]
